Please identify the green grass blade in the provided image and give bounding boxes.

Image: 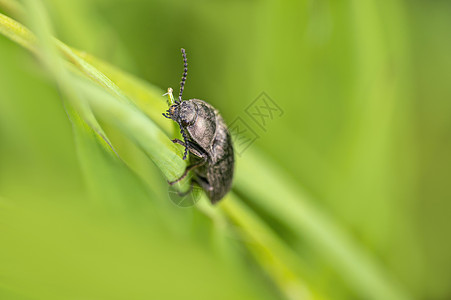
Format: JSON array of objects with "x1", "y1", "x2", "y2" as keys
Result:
[{"x1": 235, "y1": 149, "x2": 410, "y2": 300}]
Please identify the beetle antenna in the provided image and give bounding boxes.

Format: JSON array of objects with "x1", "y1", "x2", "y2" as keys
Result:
[
  {"x1": 178, "y1": 48, "x2": 188, "y2": 103},
  {"x1": 180, "y1": 127, "x2": 189, "y2": 160}
]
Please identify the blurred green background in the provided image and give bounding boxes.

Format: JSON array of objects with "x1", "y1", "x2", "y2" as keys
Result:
[{"x1": 1, "y1": 0, "x2": 451, "y2": 299}]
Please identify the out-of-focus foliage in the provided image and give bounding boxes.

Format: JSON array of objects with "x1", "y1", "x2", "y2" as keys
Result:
[{"x1": 0, "y1": 0, "x2": 450, "y2": 299}]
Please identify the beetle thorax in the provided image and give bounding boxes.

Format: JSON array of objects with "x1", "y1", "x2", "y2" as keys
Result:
[{"x1": 170, "y1": 101, "x2": 197, "y2": 127}]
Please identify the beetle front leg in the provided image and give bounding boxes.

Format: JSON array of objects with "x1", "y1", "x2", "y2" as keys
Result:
[
  {"x1": 172, "y1": 138, "x2": 205, "y2": 158},
  {"x1": 171, "y1": 138, "x2": 186, "y2": 146}
]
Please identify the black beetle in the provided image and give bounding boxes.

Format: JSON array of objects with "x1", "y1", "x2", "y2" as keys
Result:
[{"x1": 162, "y1": 48, "x2": 234, "y2": 203}]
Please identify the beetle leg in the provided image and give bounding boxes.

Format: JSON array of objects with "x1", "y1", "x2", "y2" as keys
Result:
[
  {"x1": 171, "y1": 138, "x2": 205, "y2": 158},
  {"x1": 168, "y1": 158, "x2": 207, "y2": 185},
  {"x1": 171, "y1": 138, "x2": 185, "y2": 146},
  {"x1": 192, "y1": 177, "x2": 217, "y2": 203},
  {"x1": 193, "y1": 176, "x2": 213, "y2": 191}
]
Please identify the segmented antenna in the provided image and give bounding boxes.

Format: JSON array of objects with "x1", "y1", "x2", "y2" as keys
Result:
[
  {"x1": 178, "y1": 48, "x2": 188, "y2": 103},
  {"x1": 180, "y1": 127, "x2": 189, "y2": 160}
]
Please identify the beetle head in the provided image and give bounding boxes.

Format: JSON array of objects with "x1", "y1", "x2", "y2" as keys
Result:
[{"x1": 166, "y1": 101, "x2": 197, "y2": 127}]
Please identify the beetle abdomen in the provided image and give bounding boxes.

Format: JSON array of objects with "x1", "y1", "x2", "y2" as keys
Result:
[
  {"x1": 201, "y1": 110, "x2": 234, "y2": 202},
  {"x1": 206, "y1": 129, "x2": 234, "y2": 202}
]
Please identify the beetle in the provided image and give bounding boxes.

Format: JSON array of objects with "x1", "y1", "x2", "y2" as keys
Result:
[{"x1": 162, "y1": 48, "x2": 234, "y2": 204}]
